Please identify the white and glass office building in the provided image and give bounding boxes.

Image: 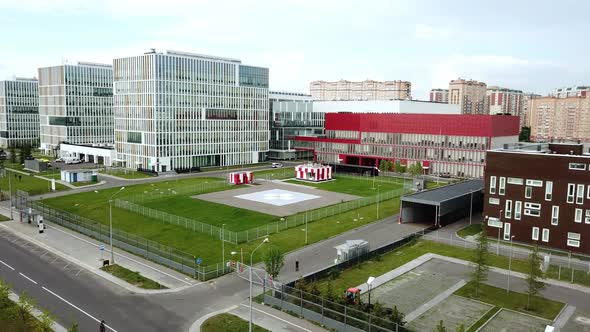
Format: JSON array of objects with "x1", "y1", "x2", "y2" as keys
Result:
[
  {"x1": 38, "y1": 62, "x2": 113, "y2": 154},
  {"x1": 113, "y1": 50, "x2": 269, "y2": 172},
  {"x1": 0, "y1": 78, "x2": 39, "y2": 148}
]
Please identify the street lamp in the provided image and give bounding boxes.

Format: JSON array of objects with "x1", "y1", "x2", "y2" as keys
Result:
[
  {"x1": 497, "y1": 210, "x2": 503, "y2": 256},
  {"x1": 367, "y1": 276, "x2": 376, "y2": 309},
  {"x1": 231, "y1": 249, "x2": 243, "y2": 264},
  {"x1": 507, "y1": 235, "x2": 515, "y2": 293},
  {"x1": 249, "y1": 237, "x2": 269, "y2": 332},
  {"x1": 96, "y1": 187, "x2": 125, "y2": 264},
  {"x1": 376, "y1": 185, "x2": 381, "y2": 220}
]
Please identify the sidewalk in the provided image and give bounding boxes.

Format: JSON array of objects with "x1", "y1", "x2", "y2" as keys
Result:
[{"x1": 0, "y1": 210, "x2": 198, "y2": 293}]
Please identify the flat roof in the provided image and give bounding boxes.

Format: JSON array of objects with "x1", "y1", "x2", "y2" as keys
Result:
[{"x1": 401, "y1": 179, "x2": 484, "y2": 206}]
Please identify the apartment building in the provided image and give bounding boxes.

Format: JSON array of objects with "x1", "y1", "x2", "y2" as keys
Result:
[
  {"x1": 528, "y1": 95, "x2": 590, "y2": 143},
  {"x1": 449, "y1": 79, "x2": 487, "y2": 114},
  {"x1": 521, "y1": 93, "x2": 541, "y2": 128},
  {"x1": 294, "y1": 113, "x2": 519, "y2": 178},
  {"x1": 269, "y1": 91, "x2": 321, "y2": 160},
  {"x1": 0, "y1": 78, "x2": 39, "y2": 148},
  {"x1": 484, "y1": 143, "x2": 590, "y2": 254},
  {"x1": 429, "y1": 88, "x2": 449, "y2": 103},
  {"x1": 554, "y1": 86, "x2": 590, "y2": 98},
  {"x1": 113, "y1": 50, "x2": 269, "y2": 172},
  {"x1": 310, "y1": 80, "x2": 411, "y2": 101},
  {"x1": 486, "y1": 86, "x2": 523, "y2": 117},
  {"x1": 38, "y1": 62, "x2": 113, "y2": 154}
]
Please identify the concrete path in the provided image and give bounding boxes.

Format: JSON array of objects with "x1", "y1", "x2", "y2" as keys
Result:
[
  {"x1": 0, "y1": 217, "x2": 196, "y2": 292},
  {"x1": 554, "y1": 305, "x2": 577, "y2": 328},
  {"x1": 405, "y1": 280, "x2": 466, "y2": 322}
]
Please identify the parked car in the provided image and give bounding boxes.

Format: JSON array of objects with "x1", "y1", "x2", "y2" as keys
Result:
[{"x1": 271, "y1": 163, "x2": 283, "y2": 168}]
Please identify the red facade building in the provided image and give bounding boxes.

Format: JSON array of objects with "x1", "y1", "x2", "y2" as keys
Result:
[{"x1": 294, "y1": 113, "x2": 519, "y2": 178}]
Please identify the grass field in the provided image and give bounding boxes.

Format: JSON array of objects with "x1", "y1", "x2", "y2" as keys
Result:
[
  {"x1": 455, "y1": 281, "x2": 563, "y2": 320},
  {"x1": 285, "y1": 176, "x2": 405, "y2": 197},
  {"x1": 101, "y1": 264, "x2": 166, "y2": 289},
  {"x1": 457, "y1": 224, "x2": 483, "y2": 238},
  {"x1": 252, "y1": 167, "x2": 293, "y2": 180},
  {"x1": 201, "y1": 313, "x2": 269, "y2": 332},
  {"x1": 0, "y1": 170, "x2": 68, "y2": 196},
  {"x1": 0, "y1": 215, "x2": 10, "y2": 221}
]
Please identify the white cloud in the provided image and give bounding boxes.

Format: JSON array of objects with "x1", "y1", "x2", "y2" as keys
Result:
[{"x1": 414, "y1": 24, "x2": 452, "y2": 40}]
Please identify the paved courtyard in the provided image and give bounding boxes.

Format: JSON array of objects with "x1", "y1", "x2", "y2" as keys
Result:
[
  {"x1": 408, "y1": 295, "x2": 493, "y2": 332},
  {"x1": 194, "y1": 181, "x2": 359, "y2": 216},
  {"x1": 480, "y1": 309, "x2": 552, "y2": 332}
]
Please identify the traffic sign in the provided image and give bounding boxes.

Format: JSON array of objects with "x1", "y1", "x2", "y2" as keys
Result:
[
  {"x1": 99, "y1": 244, "x2": 105, "y2": 251},
  {"x1": 196, "y1": 258, "x2": 202, "y2": 265}
]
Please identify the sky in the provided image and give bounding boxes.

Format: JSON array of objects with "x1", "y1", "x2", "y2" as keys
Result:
[{"x1": 1, "y1": 0, "x2": 589, "y2": 99}]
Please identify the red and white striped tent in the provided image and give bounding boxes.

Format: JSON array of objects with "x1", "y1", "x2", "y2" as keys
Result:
[
  {"x1": 228, "y1": 171, "x2": 253, "y2": 185},
  {"x1": 295, "y1": 164, "x2": 332, "y2": 182}
]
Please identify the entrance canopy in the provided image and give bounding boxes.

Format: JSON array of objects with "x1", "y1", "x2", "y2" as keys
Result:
[{"x1": 400, "y1": 179, "x2": 484, "y2": 227}]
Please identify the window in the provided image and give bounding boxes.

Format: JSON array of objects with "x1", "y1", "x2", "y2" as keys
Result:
[
  {"x1": 504, "y1": 222, "x2": 511, "y2": 240},
  {"x1": 577, "y1": 184, "x2": 585, "y2": 204},
  {"x1": 524, "y1": 209, "x2": 541, "y2": 217},
  {"x1": 127, "y1": 132, "x2": 142, "y2": 144},
  {"x1": 575, "y1": 208, "x2": 583, "y2": 223},
  {"x1": 586, "y1": 210, "x2": 590, "y2": 224},
  {"x1": 526, "y1": 179, "x2": 543, "y2": 187},
  {"x1": 587, "y1": 185, "x2": 590, "y2": 199},
  {"x1": 567, "y1": 184, "x2": 575, "y2": 203},
  {"x1": 507, "y1": 177, "x2": 523, "y2": 185},
  {"x1": 569, "y1": 162, "x2": 586, "y2": 170},
  {"x1": 542, "y1": 228, "x2": 549, "y2": 242},
  {"x1": 499, "y1": 177, "x2": 506, "y2": 195},
  {"x1": 505, "y1": 200, "x2": 512, "y2": 219},
  {"x1": 514, "y1": 201, "x2": 522, "y2": 220},
  {"x1": 532, "y1": 227, "x2": 539, "y2": 241},
  {"x1": 568, "y1": 232, "x2": 581, "y2": 248},
  {"x1": 524, "y1": 202, "x2": 541, "y2": 209},
  {"x1": 551, "y1": 206, "x2": 559, "y2": 225},
  {"x1": 489, "y1": 176, "x2": 497, "y2": 194},
  {"x1": 488, "y1": 198, "x2": 500, "y2": 205},
  {"x1": 545, "y1": 181, "x2": 552, "y2": 201},
  {"x1": 525, "y1": 186, "x2": 532, "y2": 199}
]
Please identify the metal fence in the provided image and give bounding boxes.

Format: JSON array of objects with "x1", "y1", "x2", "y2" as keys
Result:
[
  {"x1": 16, "y1": 197, "x2": 231, "y2": 281},
  {"x1": 124, "y1": 180, "x2": 231, "y2": 204}
]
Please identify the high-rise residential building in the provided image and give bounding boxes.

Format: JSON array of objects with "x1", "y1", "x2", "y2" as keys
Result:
[
  {"x1": 486, "y1": 86, "x2": 523, "y2": 118},
  {"x1": 309, "y1": 80, "x2": 411, "y2": 101},
  {"x1": 554, "y1": 86, "x2": 590, "y2": 98},
  {"x1": 528, "y1": 95, "x2": 590, "y2": 143},
  {"x1": 429, "y1": 88, "x2": 449, "y2": 103},
  {"x1": 295, "y1": 113, "x2": 519, "y2": 178},
  {"x1": 448, "y1": 79, "x2": 487, "y2": 114},
  {"x1": 521, "y1": 93, "x2": 541, "y2": 128},
  {"x1": 484, "y1": 142, "x2": 590, "y2": 254},
  {"x1": 113, "y1": 50, "x2": 269, "y2": 172},
  {"x1": 269, "y1": 91, "x2": 321, "y2": 160},
  {"x1": 38, "y1": 62, "x2": 113, "y2": 154},
  {"x1": 0, "y1": 78, "x2": 39, "y2": 148}
]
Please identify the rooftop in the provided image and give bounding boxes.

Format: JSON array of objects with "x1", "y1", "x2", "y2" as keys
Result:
[
  {"x1": 401, "y1": 179, "x2": 484, "y2": 206},
  {"x1": 490, "y1": 142, "x2": 589, "y2": 157}
]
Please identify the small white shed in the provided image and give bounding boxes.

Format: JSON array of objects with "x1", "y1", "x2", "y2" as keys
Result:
[
  {"x1": 334, "y1": 240, "x2": 370, "y2": 264},
  {"x1": 60, "y1": 169, "x2": 98, "y2": 183}
]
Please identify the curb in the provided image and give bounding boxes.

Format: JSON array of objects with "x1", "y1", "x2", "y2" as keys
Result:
[
  {"x1": 188, "y1": 305, "x2": 238, "y2": 332},
  {"x1": 9, "y1": 291, "x2": 68, "y2": 332}
]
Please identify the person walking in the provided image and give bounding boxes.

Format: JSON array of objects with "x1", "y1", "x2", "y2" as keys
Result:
[
  {"x1": 99, "y1": 320, "x2": 106, "y2": 332},
  {"x1": 295, "y1": 260, "x2": 299, "y2": 272}
]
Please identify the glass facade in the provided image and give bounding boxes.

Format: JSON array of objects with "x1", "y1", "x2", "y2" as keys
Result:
[
  {"x1": 113, "y1": 51, "x2": 269, "y2": 171},
  {"x1": 38, "y1": 63, "x2": 113, "y2": 153},
  {"x1": 0, "y1": 79, "x2": 39, "y2": 148}
]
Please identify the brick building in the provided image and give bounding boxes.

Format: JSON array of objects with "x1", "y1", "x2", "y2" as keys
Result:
[{"x1": 484, "y1": 143, "x2": 590, "y2": 254}]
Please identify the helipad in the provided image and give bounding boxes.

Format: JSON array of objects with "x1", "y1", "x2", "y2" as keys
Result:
[{"x1": 235, "y1": 189, "x2": 320, "y2": 206}]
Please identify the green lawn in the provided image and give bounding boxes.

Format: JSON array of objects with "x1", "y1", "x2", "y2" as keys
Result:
[
  {"x1": 252, "y1": 167, "x2": 293, "y2": 180},
  {"x1": 101, "y1": 168, "x2": 154, "y2": 179},
  {"x1": 101, "y1": 264, "x2": 166, "y2": 289},
  {"x1": 201, "y1": 162, "x2": 271, "y2": 172},
  {"x1": 201, "y1": 313, "x2": 269, "y2": 332},
  {"x1": 0, "y1": 215, "x2": 10, "y2": 222},
  {"x1": 456, "y1": 281, "x2": 563, "y2": 320},
  {"x1": 285, "y1": 175, "x2": 405, "y2": 197},
  {"x1": 143, "y1": 196, "x2": 278, "y2": 231},
  {"x1": 457, "y1": 224, "x2": 483, "y2": 238},
  {"x1": 0, "y1": 170, "x2": 68, "y2": 196}
]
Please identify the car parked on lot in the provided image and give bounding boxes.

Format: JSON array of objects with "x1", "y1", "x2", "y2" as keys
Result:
[{"x1": 271, "y1": 163, "x2": 283, "y2": 168}]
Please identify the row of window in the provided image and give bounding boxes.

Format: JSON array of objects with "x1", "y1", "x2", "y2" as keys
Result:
[
  {"x1": 490, "y1": 176, "x2": 590, "y2": 206},
  {"x1": 494, "y1": 197, "x2": 590, "y2": 225}
]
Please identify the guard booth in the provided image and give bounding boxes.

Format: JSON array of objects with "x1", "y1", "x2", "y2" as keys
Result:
[
  {"x1": 20, "y1": 207, "x2": 45, "y2": 233},
  {"x1": 334, "y1": 240, "x2": 369, "y2": 264},
  {"x1": 400, "y1": 179, "x2": 484, "y2": 227},
  {"x1": 228, "y1": 171, "x2": 253, "y2": 185},
  {"x1": 295, "y1": 163, "x2": 332, "y2": 182}
]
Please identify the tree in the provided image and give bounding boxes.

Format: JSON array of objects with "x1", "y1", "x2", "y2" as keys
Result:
[
  {"x1": 394, "y1": 161, "x2": 406, "y2": 173},
  {"x1": 18, "y1": 146, "x2": 25, "y2": 164},
  {"x1": 68, "y1": 323, "x2": 80, "y2": 332},
  {"x1": 0, "y1": 279, "x2": 11, "y2": 309},
  {"x1": 9, "y1": 146, "x2": 16, "y2": 163},
  {"x1": 263, "y1": 246, "x2": 285, "y2": 280},
  {"x1": 372, "y1": 301, "x2": 384, "y2": 317},
  {"x1": 456, "y1": 324, "x2": 466, "y2": 332},
  {"x1": 36, "y1": 309, "x2": 54, "y2": 332},
  {"x1": 379, "y1": 160, "x2": 392, "y2": 172},
  {"x1": 389, "y1": 305, "x2": 406, "y2": 328},
  {"x1": 409, "y1": 163, "x2": 423, "y2": 176},
  {"x1": 470, "y1": 230, "x2": 490, "y2": 296},
  {"x1": 323, "y1": 281, "x2": 336, "y2": 302},
  {"x1": 434, "y1": 320, "x2": 447, "y2": 332},
  {"x1": 526, "y1": 245, "x2": 546, "y2": 310},
  {"x1": 15, "y1": 292, "x2": 35, "y2": 330},
  {"x1": 519, "y1": 126, "x2": 531, "y2": 142}
]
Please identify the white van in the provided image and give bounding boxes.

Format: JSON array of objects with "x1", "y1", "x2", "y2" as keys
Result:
[{"x1": 271, "y1": 163, "x2": 283, "y2": 168}]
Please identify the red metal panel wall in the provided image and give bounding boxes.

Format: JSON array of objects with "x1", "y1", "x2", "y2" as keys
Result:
[{"x1": 324, "y1": 113, "x2": 519, "y2": 137}]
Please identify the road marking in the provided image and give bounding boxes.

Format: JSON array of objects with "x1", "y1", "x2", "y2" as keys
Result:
[
  {"x1": 19, "y1": 272, "x2": 38, "y2": 285},
  {"x1": 64, "y1": 263, "x2": 71, "y2": 269},
  {"x1": 239, "y1": 303, "x2": 312, "y2": 332},
  {"x1": 42, "y1": 286, "x2": 118, "y2": 332},
  {"x1": 50, "y1": 226, "x2": 193, "y2": 286},
  {"x1": 0, "y1": 259, "x2": 15, "y2": 271},
  {"x1": 51, "y1": 257, "x2": 59, "y2": 264},
  {"x1": 75, "y1": 270, "x2": 83, "y2": 277}
]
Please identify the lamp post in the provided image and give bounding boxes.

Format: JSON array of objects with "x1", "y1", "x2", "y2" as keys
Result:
[
  {"x1": 367, "y1": 276, "x2": 375, "y2": 309},
  {"x1": 376, "y1": 185, "x2": 381, "y2": 220},
  {"x1": 96, "y1": 187, "x2": 125, "y2": 264},
  {"x1": 249, "y1": 238, "x2": 269, "y2": 332},
  {"x1": 497, "y1": 210, "x2": 503, "y2": 256},
  {"x1": 222, "y1": 224, "x2": 226, "y2": 272},
  {"x1": 8, "y1": 169, "x2": 12, "y2": 220},
  {"x1": 231, "y1": 248, "x2": 243, "y2": 264},
  {"x1": 507, "y1": 235, "x2": 515, "y2": 293}
]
